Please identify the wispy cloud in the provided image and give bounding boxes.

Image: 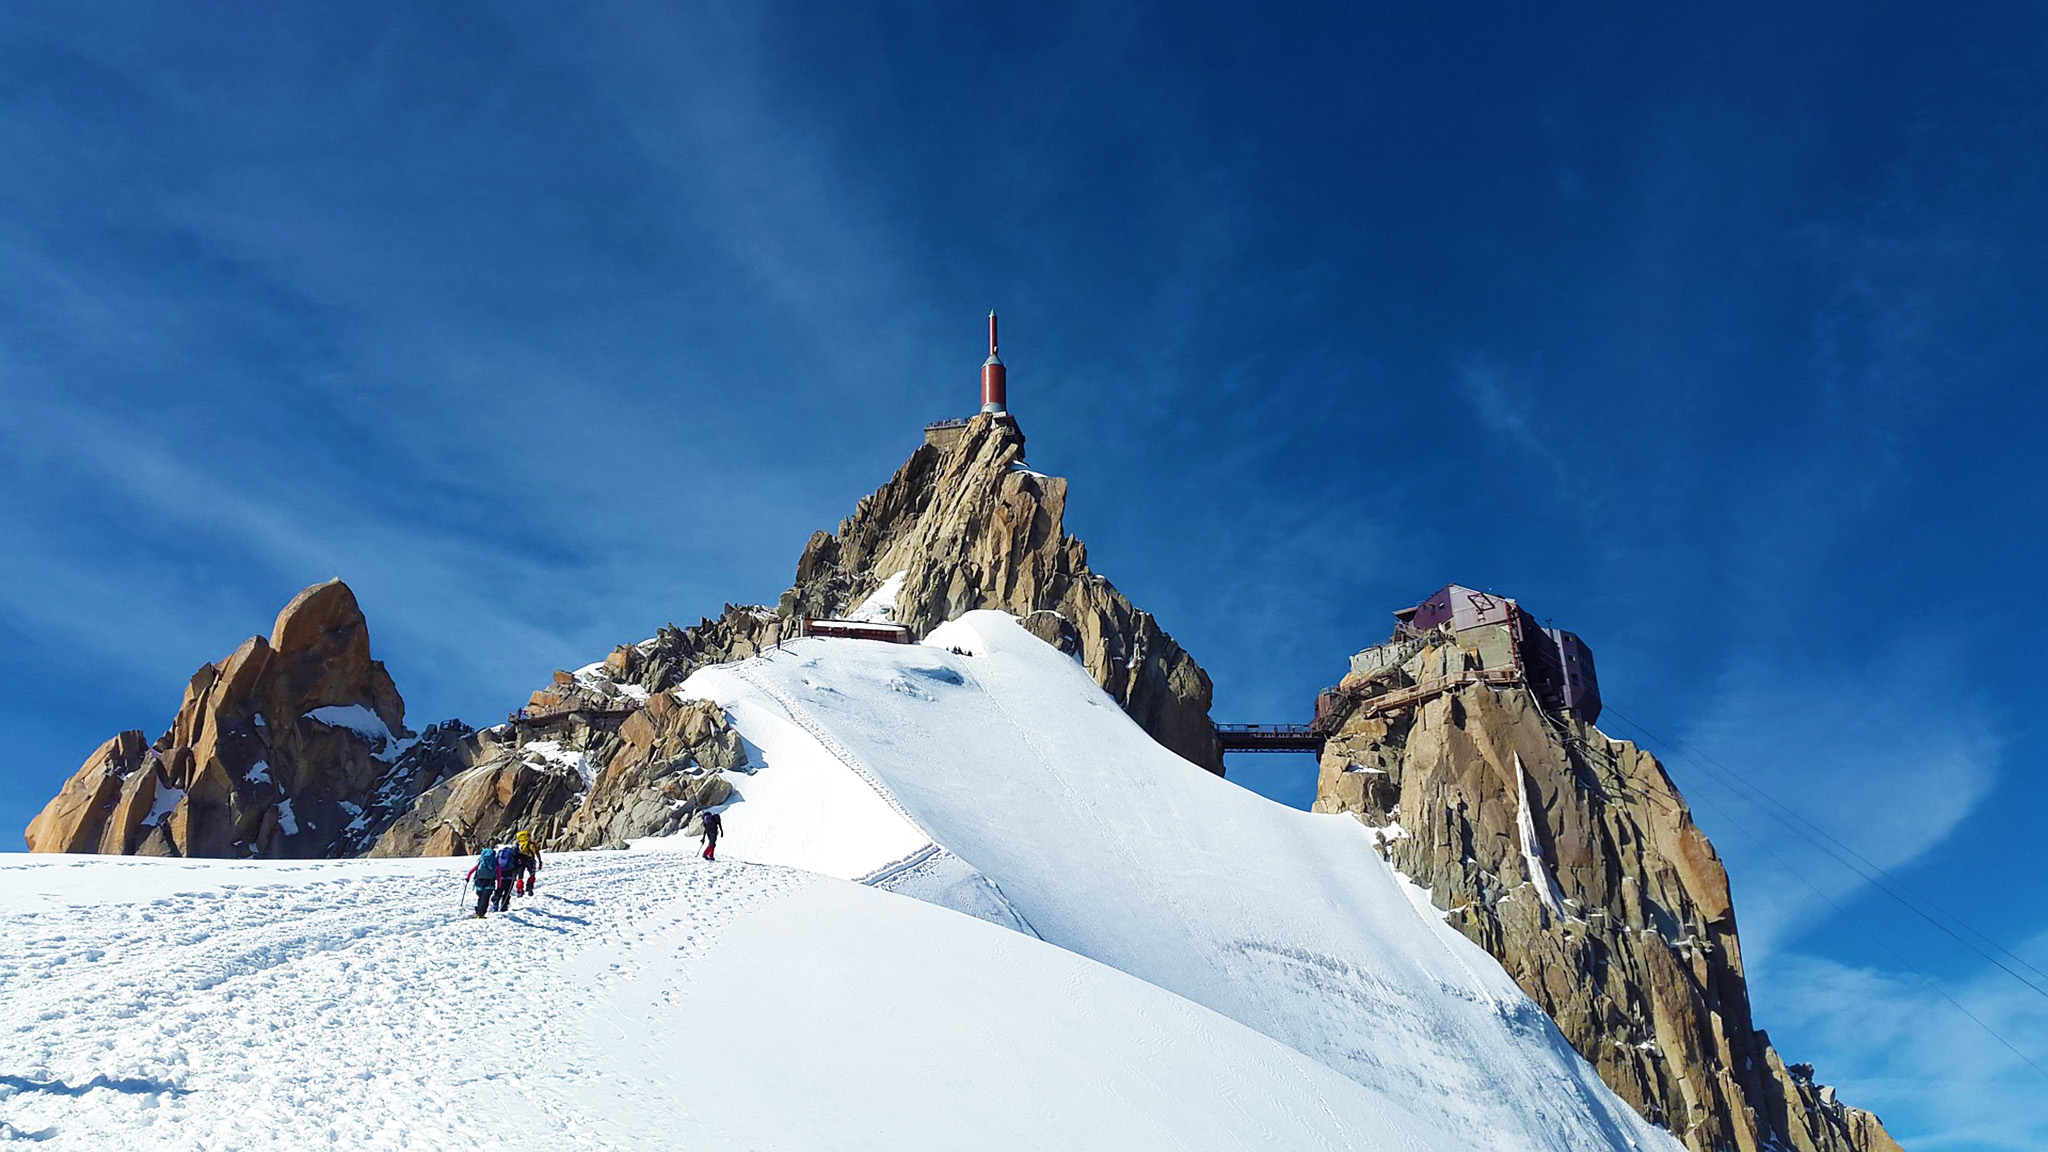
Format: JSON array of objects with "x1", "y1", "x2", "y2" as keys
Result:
[
  {"x1": 1759, "y1": 942, "x2": 2048, "y2": 1150},
  {"x1": 1673, "y1": 643, "x2": 2001, "y2": 956},
  {"x1": 1454, "y1": 355, "x2": 1571, "y2": 484}
]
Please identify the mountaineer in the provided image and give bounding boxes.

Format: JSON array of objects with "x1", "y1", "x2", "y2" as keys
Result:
[
  {"x1": 700, "y1": 809, "x2": 724, "y2": 861},
  {"x1": 491, "y1": 842, "x2": 519, "y2": 912},
  {"x1": 464, "y1": 846, "x2": 502, "y2": 919},
  {"x1": 513, "y1": 830, "x2": 543, "y2": 897}
]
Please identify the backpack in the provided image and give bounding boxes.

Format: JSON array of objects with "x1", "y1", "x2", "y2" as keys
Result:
[
  {"x1": 475, "y1": 848, "x2": 500, "y2": 882},
  {"x1": 496, "y1": 845, "x2": 519, "y2": 875}
]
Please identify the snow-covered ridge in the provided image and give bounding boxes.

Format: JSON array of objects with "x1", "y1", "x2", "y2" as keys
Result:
[
  {"x1": 6, "y1": 611, "x2": 1680, "y2": 1150},
  {"x1": 3, "y1": 846, "x2": 1542, "y2": 1151},
  {"x1": 677, "y1": 611, "x2": 1679, "y2": 1151}
]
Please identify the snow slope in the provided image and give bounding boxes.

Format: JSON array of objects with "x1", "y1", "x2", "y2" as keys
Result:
[
  {"x1": 684, "y1": 612, "x2": 1679, "y2": 1152},
  {"x1": 7, "y1": 852, "x2": 1481, "y2": 1150},
  {"x1": 3, "y1": 610, "x2": 1681, "y2": 1150}
]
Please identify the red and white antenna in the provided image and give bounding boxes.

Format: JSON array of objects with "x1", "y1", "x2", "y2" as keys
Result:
[{"x1": 980, "y1": 310, "x2": 1007, "y2": 415}]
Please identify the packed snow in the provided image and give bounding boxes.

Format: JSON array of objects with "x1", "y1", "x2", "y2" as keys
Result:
[
  {"x1": 570, "y1": 658, "x2": 652, "y2": 704},
  {"x1": 1514, "y1": 751, "x2": 1570, "y2": 924},
  {"x1": 843, "y1": 568, "x2": 908, "y2": 622},
  {"x1": 143, "y1": 783, "x2": 184, "y2": 824},
  {"x1": 2, "y1": 610, "x2": 1683, "y2": 1151},
  {"x1": 304, "y1": 704, "x2": 411, "y2": 762},
  {"x1": 519, "y1": 739, "x2": 594, "y2": 784},
  {"x1": 683, "y1": 613, "x2": 1678, "y2": 1151}
]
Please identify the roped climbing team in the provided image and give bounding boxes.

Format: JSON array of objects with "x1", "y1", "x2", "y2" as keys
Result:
[
  {"x1": 463, "y1": 815, "x2": 726, "y2": 920},
  {"x1": 465, "y1": 829, "x2": 544, "y2": 919}
]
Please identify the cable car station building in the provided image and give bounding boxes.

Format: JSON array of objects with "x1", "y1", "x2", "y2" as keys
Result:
[{"x1": 1348, "y1": 584, "x2": 1602, "y2": 724}]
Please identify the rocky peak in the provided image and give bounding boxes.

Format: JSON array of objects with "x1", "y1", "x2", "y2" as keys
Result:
[
  {"x1": 582, "y1": 416, "x2": 1217, "y2": 770},
  {"x1": 264, "y1": 580, "x2": 406, "y2": 732},
  {"x1": 32, "y1": 417, "x2": 1222, "y2": 862},
  {"x1": 1314, "y1": 632, "x2": 1900, "y2": 1152},
  {"x1": 24, "y1": 580, "x2": 464, "y2": 859},
  {"x1": 780, "y1": 415, "x2": 1220, "y2": 770},
  {"x1": 370, "y1": 414, "x2": 1222, "y2": 861}
]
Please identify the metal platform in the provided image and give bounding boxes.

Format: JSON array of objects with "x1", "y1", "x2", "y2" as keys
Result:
[{"x1": 1214, "y1": 723, "x2": 1326, "y2": 753}]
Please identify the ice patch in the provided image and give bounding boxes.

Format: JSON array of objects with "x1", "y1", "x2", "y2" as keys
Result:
[
  {"x1": 147, "y1": 783, "x2": 185, "y2": 824},
  {"x1": 305, "y1": 705, "x2": 413, "y2": 762},
  {"x1": 1514, "y1": 752, "x2": 1568, "y2": 924},
  {"x1": 274, "y1": 799, "x2": 299, "y2": 836},
  {"x1": 521, "y1": 740, "x2": 594, "y2": 784},
  {"x1": 572, "y1": 658, "x2": 653, "y2": 703},
  {"x1": 846, "y1": 570, "x2": 908, "y2": 623}
]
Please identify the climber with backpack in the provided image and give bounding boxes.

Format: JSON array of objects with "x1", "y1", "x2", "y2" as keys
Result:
[
  {"x1": 464, "y1": 845, "x2": 502, "y2": 919},
  {"x1": 513, "y1": 830, "x2": 543, "y2": 898},
  {"x1": 700, "y1": 808, "x2": 724, "y2": 861},
  {"x1": 491, "y1": 842, "x2": 520, "y2": 912}
]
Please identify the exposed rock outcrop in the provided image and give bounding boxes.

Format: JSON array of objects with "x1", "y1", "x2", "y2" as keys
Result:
[
  {"x1": 24, "y1": 731, "x2": 154, "y2": 854},
  {"x1": 368, "y1": 413, "x2": 1220, "y2": 856},
  {"x1": 31, "y1": 416, "x2": 1219, "y2": 859},
  {"x1": 555, "y1": 695, "x2": 744, "y2": 849},
  {"x1": 778, "y1": 415, "x2": 1219, "y2": 770},
  {"x1": 365, "y1": 721, "x2": 585, "y2": 859},
  {"x1": 24, "y1": 581, "x2": 467, "y2": 858},
  {"x1": 1313, "y1": 637, "x2": 1901, "y2": 1152},
  {"x1": 368, "y1": 688, "x2": 745, "y2": 857}
]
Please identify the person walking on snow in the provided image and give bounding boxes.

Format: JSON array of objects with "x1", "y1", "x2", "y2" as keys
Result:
[
  {"x1": 491, "y1": 843, "x2": 519, "y2": 912},
  {"x1": 700, "y1": 809, "x2": 723, "y2": 861},
  {"x1": 513, "y1": 830, "x2": 542, "y2": 897},
  {"x1": 465, "y1": 846, "x2": 502, "y2": 919}
]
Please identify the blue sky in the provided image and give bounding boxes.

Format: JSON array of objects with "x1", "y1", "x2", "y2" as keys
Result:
[{"x1": 3, "y1": 2, "x2": 2044, "y2": 1145}]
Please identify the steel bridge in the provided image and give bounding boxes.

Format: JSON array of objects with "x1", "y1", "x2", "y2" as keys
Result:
[{"x1": 1214, "y1": 723, "x2": 1326, "y2": 754}]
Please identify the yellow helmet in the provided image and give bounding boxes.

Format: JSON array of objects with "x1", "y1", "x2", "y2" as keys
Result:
[{"x1": 516, "y1": 830, "x2": 532, "y2": 850}]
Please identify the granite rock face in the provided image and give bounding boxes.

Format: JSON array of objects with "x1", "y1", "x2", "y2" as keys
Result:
[
  {"x1": 779, "y1": 415, "x2": 1219, "y2": 770},
  {"x1": 368, "y1": 679, "x2": 746, "y2": 858},
  {"x1": 1313, "y1": 642, "x2": 1901, "y2": 1152},
  {"x1": 24, "y1": 581, "x2": 467, "y2": 858},
  {"x1": 30, "y1": 417, "x2": 1218, "y2": 859},
  {"x1": 364, "y1": 723, "x2": 583, "y2": 859},
  {"x1": 556, "y1": 694, "x2": 744, "y2": 850},
  {"x1": 371, "y1": 414, "x2": 1221, "y2": 856}
]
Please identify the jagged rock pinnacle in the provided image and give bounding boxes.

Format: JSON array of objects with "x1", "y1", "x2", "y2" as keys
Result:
[
  {"x1": 1314, "y1": 638, "x2": 1902, "y2": 1152},
  {"x1": 25, "y1": 580, "x2": 466, "y2": 858}
]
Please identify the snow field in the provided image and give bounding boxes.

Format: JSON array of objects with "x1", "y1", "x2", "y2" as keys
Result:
[
  {"x1": 0, "y1": 851, "x2": 802, "y2": 1150},
  {"x1": 4, "y1": 850, "x2": 1490, "y2": 1151},
  {"x1": 684, "y1": 612, "x2": 1680, "y2": 1152},
  {"x1": 5, "y1": 609, "x2": 1684, "y2": 1150}
]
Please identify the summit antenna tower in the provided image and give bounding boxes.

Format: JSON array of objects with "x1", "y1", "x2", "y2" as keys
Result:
[{"x1": 981, "y1": 310, "x2": 1007, "y2": 415}]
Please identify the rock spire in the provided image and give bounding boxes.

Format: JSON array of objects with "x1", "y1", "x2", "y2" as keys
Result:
[
  {"x1": 25, "y1": 580, "x2": 467, "y2": 858},
  {"x1": 1314, "y1": 632, "x2": 1901, "y2": 1152}
]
